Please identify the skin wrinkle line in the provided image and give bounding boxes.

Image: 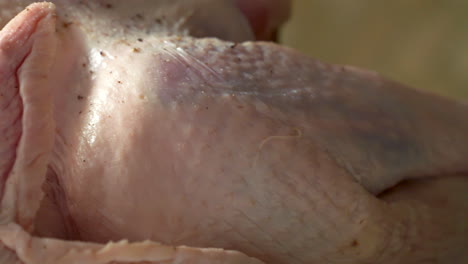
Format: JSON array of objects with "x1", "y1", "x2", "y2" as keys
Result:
[
  {"x1": 233, "y1": 208, "x2": 304, "y2": 264},
  {"x1": 247, "y1": 131, "x2": 339, "y2": 261},
  {"x1": 0, "y1": 46, "x2": 31, "y2": 225},
  {"x1": 0, "y1": 83, "x2": 19, "y2": 112},
  {"x1": 0, "y1": 243, "x2": 22, "y2": 264},
  {"x1": 293, "y1": 145, "x2": 354, "y2": 241},
  {"x1": 306, "y1": 173, "x2": 342, "y2": 233},
  {"x1": 1, "y1": 2, "x2": 44, "y2": 54},
  {"x1": 16, "y1": 42, "x2": 48, "y2": 229},
  {"x1": 157, "y1": 40, "x2": 312, "y2": 97},
  {"x1": 219, "y1": 218, "x2": 267, "y2": 258},
  {"x1": 4, "y1": 4, "x2": 56, "y2": 231},
  {"x1": 0, "y1": 110, "x2": 20, "y2": 217},
  {"x1": 48, "y1": 168, "x2": 83, "y2": 241},
  {"x1": 158, "y1": 40, "x2": 225, "y2": 83},
  {"x1": 298, "y1": 169, "x2": 332, "y2": 242}
]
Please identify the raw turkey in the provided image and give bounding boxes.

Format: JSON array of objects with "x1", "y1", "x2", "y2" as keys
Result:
[{"x1": 0, "y1": 1, "x2": 467, "y2": 264}]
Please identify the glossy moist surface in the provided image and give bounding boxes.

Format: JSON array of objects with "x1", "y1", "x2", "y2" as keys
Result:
[{"x1": 0, "y1": 1, "x2": 467, "y2": 264}]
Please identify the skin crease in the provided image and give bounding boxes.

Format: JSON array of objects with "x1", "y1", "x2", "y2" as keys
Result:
[{"x1": 0, "y1": 1, "x2": 467, "y2": 264}]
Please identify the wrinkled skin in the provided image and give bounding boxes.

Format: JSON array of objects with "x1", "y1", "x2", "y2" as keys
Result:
[{"x1": 0, "y1": 1, "x2": 467, "y2": 264}]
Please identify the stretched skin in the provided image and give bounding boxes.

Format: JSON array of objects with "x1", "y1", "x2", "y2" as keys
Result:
[{"x1": 0, "y1": 1, "x2": 467, "y2": 264}]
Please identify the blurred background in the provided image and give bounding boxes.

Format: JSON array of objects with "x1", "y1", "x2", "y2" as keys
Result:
[{"x1": 280, "y1": 0, "x2": 468, "y2": 99}]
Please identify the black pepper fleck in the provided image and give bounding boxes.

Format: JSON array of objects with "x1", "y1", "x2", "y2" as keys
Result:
[
  {"x1": 77, "y1": 95, "x2": 84, "y2": 100},
  {"x1": 133, "y1": 13, "x2": 144, "y2": 20},
  {"x1": 137, "y1": 38, "x2": 143, "y2": 42},
  {"x1": 62, "y1": 22, "x2": 73, "y2": 28}
]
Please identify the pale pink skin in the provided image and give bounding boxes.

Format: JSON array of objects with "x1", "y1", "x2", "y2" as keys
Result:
[{"x1": 0, "y1": 1, "x2": 467, "y2": 264}]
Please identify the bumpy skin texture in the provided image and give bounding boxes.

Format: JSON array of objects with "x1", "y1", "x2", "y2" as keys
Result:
[{"x1": 0, "y1": 1, "x2": 467, "y2": 264}]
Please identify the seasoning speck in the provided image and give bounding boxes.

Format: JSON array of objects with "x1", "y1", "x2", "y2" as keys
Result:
[
  {"x1": 62, "y1": 22, "x2": 73, "y2": 28},
  {"x1": 100, "y1": 51, "x2": 106, "y2": 56},
  {"x1": 77, "y1": 95, "x2": 84, "y2": 100},
  {"x1": 134, "y1": 13, "x2": 144, "y2": 20},
  {"x1": 132, "y1": 47, "x2": 141, "y2": 53},
  {"x1": 137, "y1": 38, "x2": 143, "y2": 42}
]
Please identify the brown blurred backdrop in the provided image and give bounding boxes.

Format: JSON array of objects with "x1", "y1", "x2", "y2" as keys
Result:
[{"x1": 281, "y1": 0, "x2": 468, "y2": 99}]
